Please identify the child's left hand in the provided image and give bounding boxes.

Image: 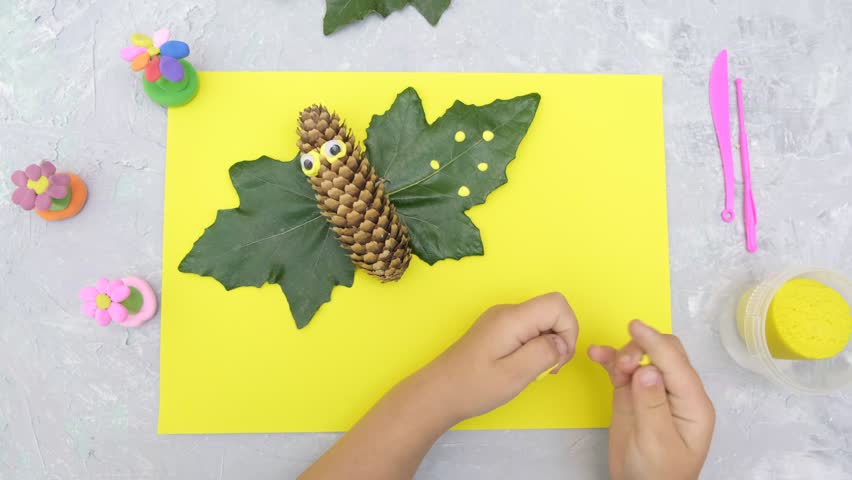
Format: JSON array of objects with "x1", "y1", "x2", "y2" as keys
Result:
[{"x1": 420, "y1": 292, "x2": 579, "y2": 422}]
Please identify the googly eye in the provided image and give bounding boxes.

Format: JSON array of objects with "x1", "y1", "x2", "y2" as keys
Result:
[
  {"x1": 321, "y1": 140, "x2": 347, "y2": 162},
  {"x1": 300, "y1": 151, "x2": 321, "y2": 177}
]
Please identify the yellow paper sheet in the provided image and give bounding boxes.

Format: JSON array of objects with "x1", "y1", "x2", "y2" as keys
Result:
[{"x1": 160, "y1": 72, "x2": 670, "y2": 433}]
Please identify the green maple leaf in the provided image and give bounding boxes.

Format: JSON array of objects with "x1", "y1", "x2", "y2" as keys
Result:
[
  {"x1": 324, "y1": 0, "x2": 451, "y2": 35},
  {"x1": 178, "y1": 156, "x2": 355, "y2": 329},
  {"x1": 366, "y1": 87, "x2": 541, "y2": 264}
]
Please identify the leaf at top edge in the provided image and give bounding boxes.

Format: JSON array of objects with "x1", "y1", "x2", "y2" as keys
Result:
[
  {"x1": 365, "y1": 87, "x2": 541, "y2": 265},
  {"x1": 178, "y1": 156, "x2": 355, "y2": 329},
  {"x1": 323, "y1": 0, "x2": 451, "y2": 35}
]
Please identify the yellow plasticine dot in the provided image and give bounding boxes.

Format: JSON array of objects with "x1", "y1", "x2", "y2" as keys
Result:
[
  {"x1": 536, "y1": 363, "x2": 560, "y2": 381},
  {"x1": 454, "y1": 131, "x2": 466, "y2": 142},
  {"x1": 482, "y1": 130, "x2": 495, "y2": 141},
  {"x1": 430, "y1": 160, "x2": 440, "y2": 170},
  {"x1": 639, "y1": 354, "x2": 651, "y2": 366},
  {"x1": 457, "y1": 186, "x2": 470, "y2": 197},
  {"x1": 147, "y1": 46, "x2": 160, "y2": 56},
  {"x1": 96, "y1": 294, "x2": 112, "y2": 310},
  {"x1": 131, "y1": 33, "x2": 153, "y2": 47},
  {"x1": 27, "y1": 176, "x2": 50, "y2": 195},
  {"x1": 477, "y1": 162, "x2": 489, "y2": 172}
]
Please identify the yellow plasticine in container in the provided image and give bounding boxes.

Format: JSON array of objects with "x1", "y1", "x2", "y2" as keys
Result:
[
  {"x1": 726, "y1": 268, "x2": 852, "y2": 393},
  {"x1": 763, "y1": 279, "x2": 852, "y2": 360}
]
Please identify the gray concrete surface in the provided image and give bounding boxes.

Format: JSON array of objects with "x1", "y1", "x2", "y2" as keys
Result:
[{"x1": 1, "y1": 0, "x2": 851, "y2": 478}]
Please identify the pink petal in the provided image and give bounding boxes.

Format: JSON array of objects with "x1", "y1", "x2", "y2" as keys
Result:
[
  {"x1": 25, "y1": 164, "x2": 41, "y2": 180},
  {"x1": 39, "y1": 161, "x2": 56, "y2": 176},
  {"x1": 108, "y1": 281, "x2": 130, "y2": 302},
  {"x1": 46, "y1": 184, "x2": 68, "y2": 199},
  {"x1": 81, "y1": 301, "x2": 98, "y2": 317},
  {"x1": 96, "y1": 278, "x2": 110, "y2": 294},
  {"x1": 108, "y1": 303, "x2": 128, "y2": 323},
  {"x1": 34, "y1": 193, "x2": 52, "y2": 211},
  {"x1": 49, "y1": 173, "x2": 70, "y2": 186},
  {"x1": 79, "y1": 286, "x2": 99, "y2": 301},
  {"x1": 12, "y1": 187, "x2": 36, "y2": 210},
  {"x1": 153, "y1": 29, "x2": 170, "y2": 48},
  {"x1": 11, "y1": 171, "x2": 27, "y2": 187},
  {"x1": 95, "y1": 309, "x2": 111, "y2": 326},
  {"x1": 120, "y1": 45, "x2": 147, "y2": 61}
]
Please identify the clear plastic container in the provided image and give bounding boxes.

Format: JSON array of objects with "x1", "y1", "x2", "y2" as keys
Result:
[{"x1": 720, "y1": 267, "x2": 852, "y2": 393}]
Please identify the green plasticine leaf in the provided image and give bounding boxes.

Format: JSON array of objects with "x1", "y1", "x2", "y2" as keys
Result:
[
  {"x1": 121, "y1": 287, "x2": 144, "y2": 314},
  {"x1": 366, "y1": 87, "x2": 541, "y2": 265},
  {"x1": 49, "y1": 189, "x2": 72, "y2": 211},
  {"x1": 323, "y1": 0, "x2": 451, "y2": 35},
  {"x1": 179, "y1": 156, "x2": 355, "y2": 329}
]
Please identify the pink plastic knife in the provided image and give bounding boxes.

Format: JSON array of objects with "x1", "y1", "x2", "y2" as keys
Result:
[
  {"x1": 710, "y1": 49, "x2": 736, "y2": 222},
  {"x1": 735, "y1": 78, "x2": 758, "y2": 252}
]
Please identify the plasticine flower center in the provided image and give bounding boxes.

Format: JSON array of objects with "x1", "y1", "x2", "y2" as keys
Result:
[
  {"x1": 27, "y1": 176, "x2": 49, "y2": 195},
  {"x1": 96, "y1": 293, "x2": 112, "y2": 310}
]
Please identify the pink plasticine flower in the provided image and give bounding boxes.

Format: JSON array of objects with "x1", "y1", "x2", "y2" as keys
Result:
[
  {"x1": 80, "y1": 278, "x2": 132, "y2": 326},
  {"x1": 10, "y1": 161, "x2": 70, "y2": 211}
]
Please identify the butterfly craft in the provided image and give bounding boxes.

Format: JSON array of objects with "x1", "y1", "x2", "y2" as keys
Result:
[{"x1": 179, "y1": 87, "x2": 541, "y2": 329}]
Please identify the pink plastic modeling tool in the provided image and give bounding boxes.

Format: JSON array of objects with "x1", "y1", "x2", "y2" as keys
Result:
[
  {"x1": 735, "y1": 78, "x2": 758, "y2": 252},
  {"x1": 710, "y1": 49, "x2": 736, "y2": 222}
]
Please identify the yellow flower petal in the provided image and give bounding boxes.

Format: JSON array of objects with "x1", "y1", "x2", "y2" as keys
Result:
[
  {"x1": 147, "y1": 46, "x2": 160, "y2": 56},
  {"x1": 131, "y1": 33, "x2": 153, "y2": 47}
]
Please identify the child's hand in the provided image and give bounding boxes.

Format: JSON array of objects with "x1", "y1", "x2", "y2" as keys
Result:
[
  {"x1": 588, "y1": 320, "x2": 715, "y2": 480},
  {"x1": 423, "y1": 292, "x2": 579, "y2": 422}
]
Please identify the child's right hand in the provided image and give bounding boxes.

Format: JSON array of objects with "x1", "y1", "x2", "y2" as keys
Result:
[{"x1": 588, "y1": 320, "x2": 715, "y2": 480}]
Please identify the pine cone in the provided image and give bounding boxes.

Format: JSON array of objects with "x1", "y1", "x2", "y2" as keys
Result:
[{"x1": 297, "y1": 105, "x2": 412, "y2": 281}]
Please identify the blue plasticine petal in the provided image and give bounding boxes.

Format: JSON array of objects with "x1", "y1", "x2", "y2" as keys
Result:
[{"x1": 160, "y1": 40, "x2": 190, "y2": 60}]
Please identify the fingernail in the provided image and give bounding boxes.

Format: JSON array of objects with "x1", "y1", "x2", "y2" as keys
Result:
[
  {"x1": 631, "y1": 319, "x2": 655, "y2": 337},
  {"x1": 639, "y1": 368, "x2": 661, "y2": 387},
  {"x1": 552, "y1": 335, "x2": 569, "y2": 356},
  {"x1": 618, "y1": 353, "x2": 636, "y2": 367}
]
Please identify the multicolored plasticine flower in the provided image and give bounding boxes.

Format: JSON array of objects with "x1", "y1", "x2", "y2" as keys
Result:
[
  {"x1": 10, "y1": 161, "x2": 70, "y2": 211},
  {"x1": 80, "y1": 278, "x2": 132, "y2": 326},
  {"x1": 120, "y1": 29, "x2": 190, "y2": 83}
]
